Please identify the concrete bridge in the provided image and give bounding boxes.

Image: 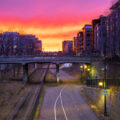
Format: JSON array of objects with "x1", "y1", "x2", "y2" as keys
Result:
[
  {"x1": 0, "y1": 56, "x2": 104, "y2": 83},
  {"x1": 0, "y1": 56, "x2": 96, "y2": 64}
]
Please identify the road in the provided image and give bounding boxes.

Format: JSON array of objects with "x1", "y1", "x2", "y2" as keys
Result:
[
  {"x1": 49, "y1": 64, "x2": 78, "y2": 82},
  {"x1": 38, "y1": 85, "x2": 99, "y2": 120}
]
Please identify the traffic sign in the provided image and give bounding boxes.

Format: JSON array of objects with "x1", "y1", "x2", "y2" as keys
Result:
[{"x1": 102, "y1": 90, "x2": 109, "y2": 96}]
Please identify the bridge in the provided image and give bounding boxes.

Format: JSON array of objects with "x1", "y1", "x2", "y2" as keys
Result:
[
  {"x1": 0, "y1": 56, "x2": 103, "y2": 64},
  {"x1": 0, "y1": 56, "x2": 104, "y2": 83}
]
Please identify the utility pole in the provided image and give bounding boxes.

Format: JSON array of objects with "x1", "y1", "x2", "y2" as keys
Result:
[
  {"x1": 90, "y1": 60, "x2": 92, "y2": 86},
  {"x1": 104, "y1": 38, "x2": 107, "y2": 116},
  {"x1": 104, "y1": 57, "x2": 107, "y2": 116}
]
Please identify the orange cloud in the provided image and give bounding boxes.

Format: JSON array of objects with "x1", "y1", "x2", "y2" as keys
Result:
[{"x1": 0, "y1": 17, "x2": 90, "y2": 51}]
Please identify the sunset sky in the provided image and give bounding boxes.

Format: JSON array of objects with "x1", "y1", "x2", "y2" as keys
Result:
[{"x1": 0, "y1": 0, "x2": 113, "y2": 51}]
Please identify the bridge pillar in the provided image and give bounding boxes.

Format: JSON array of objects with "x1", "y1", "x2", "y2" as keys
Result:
[
  {"x1": 0, "y1": 64, "x2": 1, "y2": 78},
  {"x1": 13, "y1": 65, "x2": 16, "y2": 78},
  {"x1": 23, "y1": 64, "x2": 28, "y2": 83},
  {"x1": 35, "y1": 63, "x2": 38, "y2": 69},
  {"x1": 56, "y1": 64, "x2": 59, "y2": 83}
]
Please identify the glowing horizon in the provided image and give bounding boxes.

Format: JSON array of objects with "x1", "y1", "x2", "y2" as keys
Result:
[{"x1": 0, "y1": 0, "x2": 112, "y2": 51}]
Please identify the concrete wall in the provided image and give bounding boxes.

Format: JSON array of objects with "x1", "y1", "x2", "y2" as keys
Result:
[{"x1": 83, "y1": 87, "x2": 120, "y2": 120}]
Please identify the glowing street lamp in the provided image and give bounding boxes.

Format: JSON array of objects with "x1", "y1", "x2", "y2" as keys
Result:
[
  {"x1": 98, "y1": 82, "x2": 103, "y2": 87},
  {"x1": 87, "y1": 68, "x2": 90, "y2": 71},
  {"x1": 80, "y1": 65, "x2": 84, "y2": 82},
  {"x1": 84, "y1": 64, "x2": 87, "y2": 69},
  {"x1": 13, "y1": 45, "x2": 17, "y2": 49},
  {"x1": 80, "y1": 65, "x2": 83, "y2": 69}
]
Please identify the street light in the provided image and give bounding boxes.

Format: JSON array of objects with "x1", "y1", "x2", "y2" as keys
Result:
[
  {"x1": 98, "y1": 81, "x2": 104, "y2": 87},
  {"x1": 104, "y1": 57, "x2": 107, "y2": 116},
  {"x1": 80, "y1": 65, "x2": 84, "y2": 82},
  {"x1": 80, "y1": 64, "x2": 91, "y2": 85},
  {"x1": 80, "y1": 65, "x2": 83, "y2": 69},
  {"x1": 84, "y1": 64, "x2": 87, "y2": 69},
  {"x1": 103, "y1": 36, "x2": 107, "y2": 116},
  {"x1": 13, "y1": 45, "x2": 17, "y2": 49},
  {"x1": 87, "y1": 68, "x2": 90, "y2": 71}
]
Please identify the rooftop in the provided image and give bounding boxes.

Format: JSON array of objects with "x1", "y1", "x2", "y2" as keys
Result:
[{"x1": 110, "y1": 0, "x2": 120, "y2": 10}]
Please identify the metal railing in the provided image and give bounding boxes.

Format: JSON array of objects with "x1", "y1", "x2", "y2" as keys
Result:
[{"x1": 86, "y1": 79, "x2": 120, "y2": 89}]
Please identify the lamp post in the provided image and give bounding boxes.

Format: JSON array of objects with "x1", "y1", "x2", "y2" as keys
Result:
[
  {"x1": 84, "y1": 64, "x2": 88, "y2": 81},
  {"x1": 90, "y1": 60, "x2": 93, "y2": 87},
  {"x1": 80, "y1": 65, "x2": 83, "y2": 82},
  {"x1": 80, "y1": 64, "x2": 91, "y2": 85},
  {"x1": 104, "y1": 57, "x2": 107, "y2": 116},
  {"x1": 104, "y1": 37, "x2": 107, "y2": 116}
]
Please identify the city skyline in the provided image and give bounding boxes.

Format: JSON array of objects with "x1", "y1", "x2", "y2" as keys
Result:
[{"x1": 0, "y1": 0, "x2": 113, "y2": 51}]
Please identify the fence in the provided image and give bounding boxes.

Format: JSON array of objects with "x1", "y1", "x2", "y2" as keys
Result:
[{"x1": 86, "y1": 79, "x2": 120, "y2": 89}]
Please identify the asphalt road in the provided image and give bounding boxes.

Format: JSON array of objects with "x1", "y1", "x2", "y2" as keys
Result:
[
  {"x1": 50, "y1": 69, "x2": 78, "y2": 81},
  {"x1": 39, "y1": 85, "x2": 99, "y2": 120},
  {"x1": 49, "y1": 64, "x2": 78, "y2": 82}
]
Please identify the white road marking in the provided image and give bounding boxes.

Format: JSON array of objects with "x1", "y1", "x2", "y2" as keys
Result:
[
  {"x1": 54, "y1": 91, "x2": 60, "y2": 120},
  {"x1": 54, "y1": 87, "x2": 68, "y2": 120},
  {"x1": 60, "y1": 89, "x2": 68, "y2": 120}
]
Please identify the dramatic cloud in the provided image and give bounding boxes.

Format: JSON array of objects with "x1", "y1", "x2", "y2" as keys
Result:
[{"x1": 0, "y1": 0, "x2": 112, "y2": 51}]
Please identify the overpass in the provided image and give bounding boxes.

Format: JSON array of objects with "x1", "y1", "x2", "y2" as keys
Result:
[
  {"x1": 0, "y1": 56, "x2": 104, "y2": 83},
  {"x1": 0, "y1": 56, "x2": 103, "y2": 64}
]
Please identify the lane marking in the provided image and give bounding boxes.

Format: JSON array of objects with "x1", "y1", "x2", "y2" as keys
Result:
[
  {"x1": 54, "y1": 93, "x2": 60, "y2": 120},
  {"x1": 54, "y1": 87, "x2": 64, "y2": 120},
  {"x1": 60, "y1": 89, "x2": 68, "y2": 120},
  {"x1": 54, "y1": 87, "x2": 68, "y2": 120}
]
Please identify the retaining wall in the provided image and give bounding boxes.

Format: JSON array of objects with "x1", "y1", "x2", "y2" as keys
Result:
[{"x1": 83, "y1": 87, "x2": 120, "y2": 120}]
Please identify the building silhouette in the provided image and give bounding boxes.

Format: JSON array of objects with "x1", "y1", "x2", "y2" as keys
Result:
[
  {"x1": 83, "y1": 25, "x2": 92, "y2": 56},
  {"x1": 62, "y1": 41, "x2": 73, "y2": 55},
  {"x1": 0, "y1": 32, "x2": 42, "y2": 56},
  {"x1": 73, "y1": 0, "x2": 120, "y2": 57}
]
